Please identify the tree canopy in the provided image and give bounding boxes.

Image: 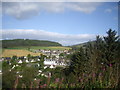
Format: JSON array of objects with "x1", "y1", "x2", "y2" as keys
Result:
[{"x1": 1, "y1": 39, "x2": 62, "y2": 48}]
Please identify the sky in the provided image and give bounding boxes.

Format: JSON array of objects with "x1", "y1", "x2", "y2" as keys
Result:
[{"x1": 1, "y1": 1, "x2": 118, "y2": 46}]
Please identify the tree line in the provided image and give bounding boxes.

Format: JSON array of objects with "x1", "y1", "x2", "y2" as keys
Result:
[
  {"x1": 1, "y1": 39, "x2": 62, "y2": 48},
  {"x1": 63, "y1": 29, "x2": 120, "y2": 88}
]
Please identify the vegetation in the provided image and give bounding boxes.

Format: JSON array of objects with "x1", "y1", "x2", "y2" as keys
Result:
[
  {"x1": 71, "y1": 41, "x2": 96, "y2": 51},
  {"x1": 1, "y1": 39, "x2": 62, "y2": 48},
  {"x1": 1, "y1": 46, "x2": 71, "y2": 57},
  {"x1": 65, "y1": 29, "x2": 120, "y2": 88},
  {"x1": 4, "y1": 46, "x2": 71, "y2": 50},
  {"x1": 2, "y1": 29, "x2": 120, "y2": 88},
  {"x1": 1, "y1": 49, "x2": 41, "y2": 57}
]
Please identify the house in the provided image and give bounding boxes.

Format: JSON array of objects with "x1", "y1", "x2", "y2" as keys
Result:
[
  {"x1": 37, "y1": 59, "x2": 40, "y2": 61},
  {"x1": 24, "y1": 56, "x2": 27, "y2": 59},
  {"x1": 38, "y1": 70, "x2": 42, "y2": 73},
  {"x1": 56, "y1": 55, "x2": 59, "y2": 59},
  {"x1": 19, "y1": 75, "x2": 23, "y2": 78},
  {"x1": 44, "y1": 59, "x2": 56, "y2": 65},
  {"x1": 16, "y1": 64, "x2": 19, "y2": 67},
  {"x1": 50, "y1": 65, "x2": 55, "y2": 68},
  {"x1": 12, "y1": 65, "x2": 16, "y2": 69},
  {"x1": 18, "y1": 60, "x2": 22, "y2": 64},
  {"x1": 37, "y1": 63, "x2": 40, "y2": 67},
  {"x1": 0, "y1": 70, "x2": 2, "y2": 75},
  {"x1": 9, "y1": 62, "x2": 11, "y2": 65},
  {"x1": 41, "y1": 73, "x2": 48, "y2": 77},
  {"x1": 44, "y1": 66, "x2": 47, "y2": 69},
  {"x1": 25, "y1": 60, "x2": 29, "y2": 63},
  {"x1": 31, "y1": 59, "x2": 35, "y2": 62}
]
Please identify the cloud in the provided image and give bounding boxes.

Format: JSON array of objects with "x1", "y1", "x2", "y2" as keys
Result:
[
  {"x1": 2, "y1": 29, "x2": 96, "y2": 46},
  {"x1": 105, "y1": 8, "x2": 112, "y2": 13},
  {"x1": 2, "y1": 2, "x2": 101, "y2": 20},
  {"x1": 66, "y1": 2, "x2": 100, "y2": 13},
  {"x1": 2, "y1": 2, "x2": 41, "y2": 19}
]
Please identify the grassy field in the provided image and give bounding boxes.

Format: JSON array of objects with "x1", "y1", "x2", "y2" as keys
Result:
[
  {"x1": 1, "y1": 46, "x2": 71, "y2": 57},
  {"x1": 1, "y1": 49, "x2": 41, "y2": 57},
  {"x1": 5, "y1": 46, "x2": 71, "y2": 50}
]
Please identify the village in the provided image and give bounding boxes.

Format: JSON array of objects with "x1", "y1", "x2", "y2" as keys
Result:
[
  {"x1": 2, "y1": 49, "x2": 71, "y2": 66},
  {"x1": 1, "y1": 49, "x2": 71, "y2": 78},
  {"x1": 33, "y1": 49, "x2": 71, "y2": 66}
]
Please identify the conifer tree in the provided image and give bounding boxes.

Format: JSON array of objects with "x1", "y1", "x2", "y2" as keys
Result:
[{"x1": 103, "y1": 29, "x2": 119, "y2": 66}]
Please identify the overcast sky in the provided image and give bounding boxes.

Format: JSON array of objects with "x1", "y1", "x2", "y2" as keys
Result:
[{"x1": 2, "y1": 1, "x2": 118, "y2": 46}]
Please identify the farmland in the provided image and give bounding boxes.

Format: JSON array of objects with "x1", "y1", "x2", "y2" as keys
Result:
[
  {"x1": 1, "y1": 39, "x2": 71, "y2": 57},
  {"x1": 1, "y1": 46, "x2": 71, "y2": 57},
  {"x1": 5, "y1": 46, "x2": 71, "y2": 50},
  {"x1": 1, "y1": 49, "x2": 41, "y2": 57}
]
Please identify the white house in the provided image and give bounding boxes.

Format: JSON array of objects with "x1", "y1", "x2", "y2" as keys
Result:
[
  {"x1": 31, "y1": 59, "x2": 35, "y2": 62},
  {"x1": 56, "y1": 55, "x2": 59, "y2": 59},
  {"x1": 38, "y1": 59, "x2": 40, "y2": 61},
  {"x1": 41, "y1": 73, "x2": 48, "y2": 77},
  {"x1": 16, "y1": 71, "x2": 19, "y2": 74},
  {"x1": 9, "y1": 62, "x2": 11, "y2": 65},
  {"x1": 0, "y1": 70, "x2": 2, "y2": 75},
  {"x1": 19, "y1": 75, "x2": 23, "y2": 78},
  {"x1": 24, "y1": 56, "x2": 27, "y2": 59},
  {"x1": 50, "y1": 65, "x2": 55, "y2": 68},
  {"x1": 44, "y1": 59, "x2": 56, "y2": 65},
  {"x1": 44, "y1": 58, "x2": 67, "y2": 67},
  {"x1": 37, "y1": 63, "x2": 40, "y2": 67},
  {"x1": 44, "y1": 66, "x2": 48, "y2": 69},
  {"x1": 18, "y1": 60, "x2": 22, "y2": 64},
  {"x1": 26, "y1": 60, "x2": 29, "y2": 63},
  {"x1": 12, "y1": 65, "x2": 16, "y2": 69},
  {"x1": 38, "y1": 70, "x2": 42, "y2": 73},
  {"x1": 16, "y1": 64, "x2": 19, "y2": 67}
]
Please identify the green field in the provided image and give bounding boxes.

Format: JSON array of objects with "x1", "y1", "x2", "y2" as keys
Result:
[
  {"x1": 1, "y1": 46, "x2": 71, "y2": 57},
  {"x1": 5, "y1": 46, "x2": 71, "y2": 50}
]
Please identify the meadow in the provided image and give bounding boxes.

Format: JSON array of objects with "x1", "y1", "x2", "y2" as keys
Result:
[
  {"x1": 1, "y1": 49, "x2": 41, "y2": 57},
  {"x1": 5, "y1": 46, "x2": 71, "y2": 50},
  {"x1": 1, "y1": 46, "x2": 71, "y2": 57}
]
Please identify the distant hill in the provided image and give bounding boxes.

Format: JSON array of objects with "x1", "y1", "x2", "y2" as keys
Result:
[
  {"x1": 70, "y1": 41, "x2": 95, "y2": 50},
  {"x1": 1, "y1": 39, "x2": 62, "y2": 48}
]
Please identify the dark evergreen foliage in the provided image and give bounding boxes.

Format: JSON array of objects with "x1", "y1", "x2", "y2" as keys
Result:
[
  {"x1": 65, "y1": 29, "x2": 120, "y2": 88},
  {"x1": 1, "y1": 39, "x2": 62, "y2": 48}
]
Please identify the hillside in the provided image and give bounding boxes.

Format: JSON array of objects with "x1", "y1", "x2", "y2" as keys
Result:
[
  {"x1": 1, "y1": 39, "x2": 62, "y2": 48},
  {"x1": 71, "y1": 41, "x2": 95, "y2": 50}
]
